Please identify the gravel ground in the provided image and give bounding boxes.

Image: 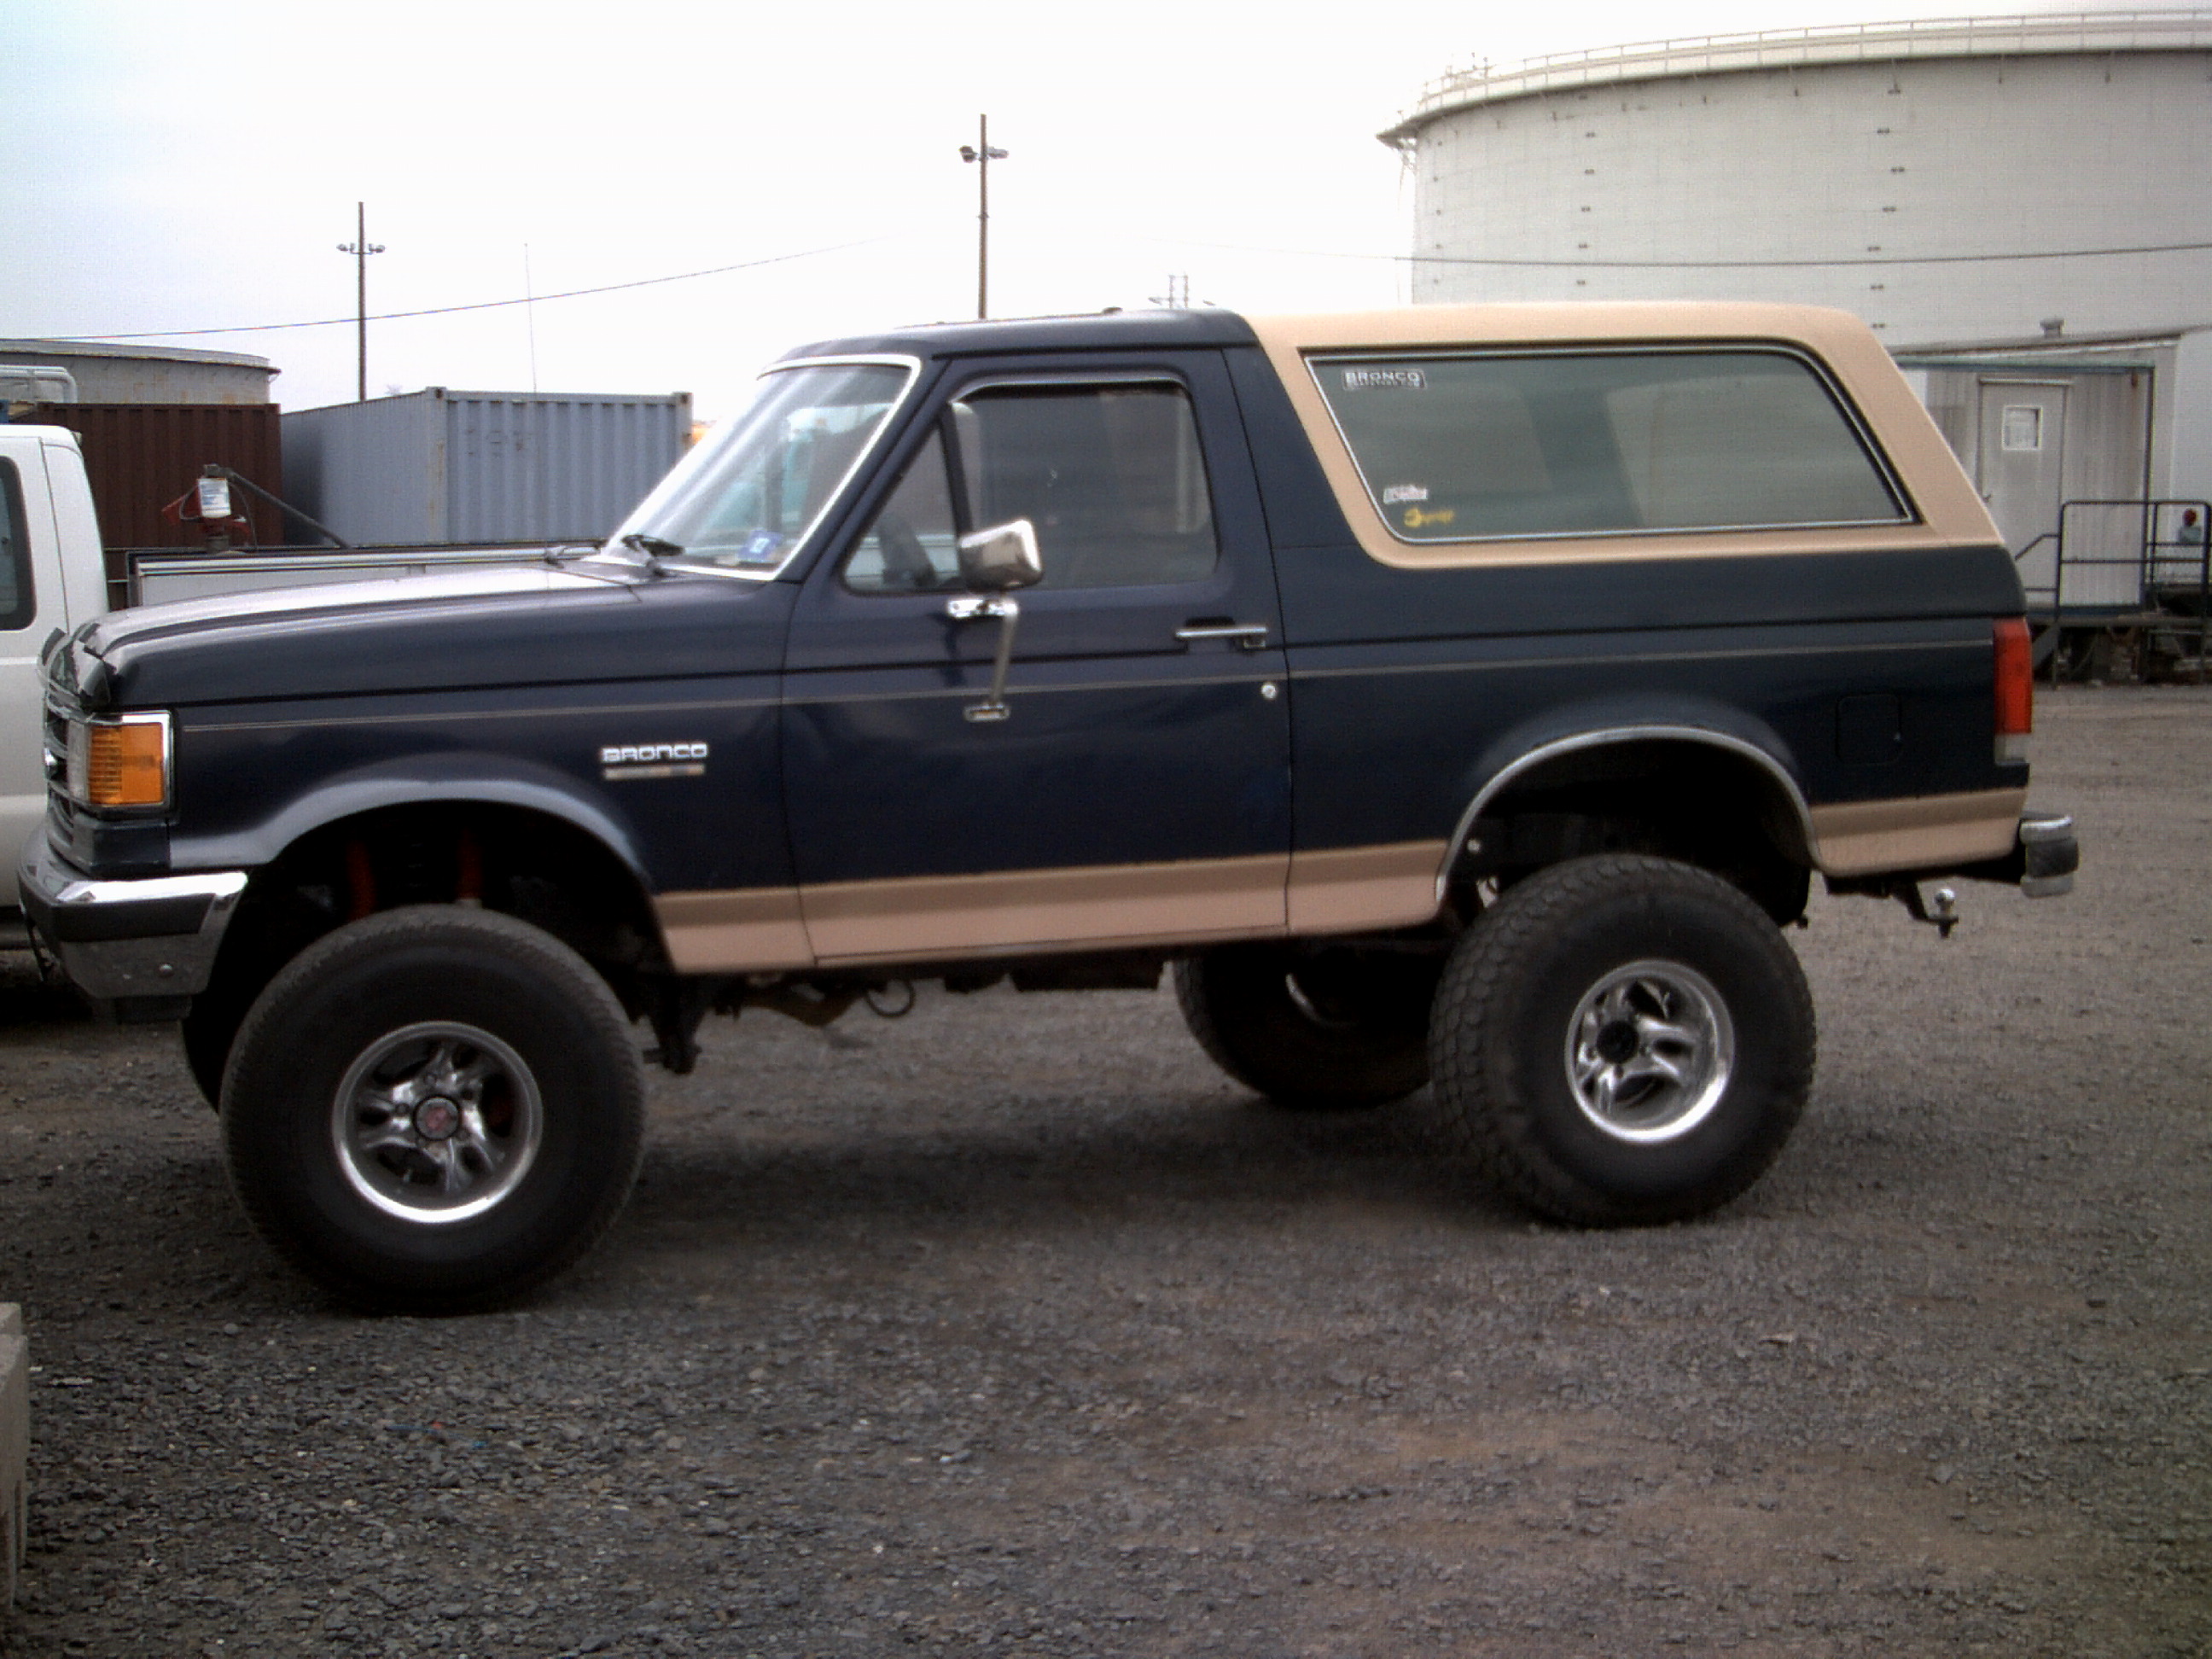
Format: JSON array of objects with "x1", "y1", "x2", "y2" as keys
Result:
[{"x1": 0, "y1": 685, "x2": 2207, "y2": 1659}]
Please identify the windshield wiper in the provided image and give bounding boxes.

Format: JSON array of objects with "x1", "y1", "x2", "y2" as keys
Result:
[{"x1": 619, "y1": 532, "x2": 685, "y2": 574}]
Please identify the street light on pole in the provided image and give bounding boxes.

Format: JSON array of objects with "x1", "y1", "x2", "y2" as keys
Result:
[
  {"x1": 958, "y1": 116, "x2": 1007, "y2": 321},
  {"x1": 336, "y1": 201, "x2": 385, "y2": 402}
]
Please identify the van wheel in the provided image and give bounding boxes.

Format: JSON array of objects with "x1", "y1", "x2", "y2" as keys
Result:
[
  {"x1": 220, "y1": 905, "x2": 645, "y2": 1310},
  {"x1": 1175, "y1": 944, "x2": 1437, "y2": 1109},
  {"x1": 1429, "y1": 854, "x2": 1814, "y2": 1225}
]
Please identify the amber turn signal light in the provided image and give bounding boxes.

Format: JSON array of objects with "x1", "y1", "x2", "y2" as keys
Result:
[{"x1": 84, "y1": 720, "x2": 167, "y2": 807}]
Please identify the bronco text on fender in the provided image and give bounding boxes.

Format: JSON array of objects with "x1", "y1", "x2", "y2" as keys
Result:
[{"x1": 20, "y1": 304, "x2": 2078, "y2": 1308}]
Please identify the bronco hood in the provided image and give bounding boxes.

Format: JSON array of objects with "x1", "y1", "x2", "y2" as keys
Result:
[{"x1": 58, "y1": 563, "x2": 782, "y2": 712}]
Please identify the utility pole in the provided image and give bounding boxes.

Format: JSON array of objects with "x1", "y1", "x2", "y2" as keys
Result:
[
  {"x1": 336, "y1": 202, "x2": 386, "y2": 402},
  {"x1": 958, "y1": 116, "x2": 1008, "y2": 321}
]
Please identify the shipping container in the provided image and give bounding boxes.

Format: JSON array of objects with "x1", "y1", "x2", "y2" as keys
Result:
[
  {"x1": 282, "y1": 388, "x2": 691, "y2": 547},
  {"x1": 13, "y1": 401, "x2": 288, "y2": 550}
]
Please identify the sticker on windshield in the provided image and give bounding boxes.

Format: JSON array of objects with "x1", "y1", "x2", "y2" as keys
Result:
[
  {"x1": 1403, "y1": 506, "x2": 1456, "y2": 530},
  {"x1": 1382, "y1": 484, "x2": 1429, "y2": 504},
  {"x1": 1342, "y1": 367, "x2": 1425, "y2": 392},
  {"x1": 735, "y1": 530, "x2": 785, "y2": 565}
]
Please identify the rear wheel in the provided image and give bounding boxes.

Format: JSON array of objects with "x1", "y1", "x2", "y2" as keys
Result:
[
  {"x1": 1429, "y1": 854, "x2": 1814, "y2": 1225},
  {"x1": 221, "y1": 905, "x2": 645, "y2": 1310},
  {"x1": 1175, "y1": 943, "x2": 1439, "y2": 1109}
]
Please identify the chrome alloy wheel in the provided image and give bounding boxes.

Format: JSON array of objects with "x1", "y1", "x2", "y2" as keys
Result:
[
  {"x1": 330, "y1": 1022, "x2": 543, "y2": 1224},
  {"x1": 1563, "y1": 959, "x2": 1736, "y2": 1144}
]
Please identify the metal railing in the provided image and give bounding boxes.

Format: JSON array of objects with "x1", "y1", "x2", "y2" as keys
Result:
[{"x1": 2013, "y1": 498, "x2": 2210, "y2": 684}]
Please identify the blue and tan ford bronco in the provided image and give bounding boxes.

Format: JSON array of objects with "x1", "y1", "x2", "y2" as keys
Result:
[{"x1": 20, "y1": 303, "x2": 2077, "y2": 1307}]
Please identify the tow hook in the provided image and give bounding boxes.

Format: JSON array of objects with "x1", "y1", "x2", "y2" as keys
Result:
[{"x1": 1895, "y1": 882, "x2": 1961, "y2": 939}]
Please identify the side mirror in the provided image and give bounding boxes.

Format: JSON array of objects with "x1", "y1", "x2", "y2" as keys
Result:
[{"x1": 956, "y1": 518, "x2": 1043, "y2": 593}]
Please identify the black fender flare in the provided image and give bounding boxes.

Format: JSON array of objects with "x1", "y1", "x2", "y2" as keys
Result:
[
  {"x1": 1436, "y1": 702, "x2": 1815, "y2": 899},
  {"x1": 169, "y1": 751, "x2": 658, "y2": 894}
]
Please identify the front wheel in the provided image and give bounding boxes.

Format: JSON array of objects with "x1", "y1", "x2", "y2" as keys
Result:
[
  {"x1": 1429, "y1": 854, "x2": 1815, "y2": 1225},
  {"x1": 221, "y1": 905, "x2": 645, "y2": 1310}
]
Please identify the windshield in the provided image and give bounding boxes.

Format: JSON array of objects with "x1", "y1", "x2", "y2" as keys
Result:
[{"x1": 608, "y1": 360, "x2": 915, "y2": 574}]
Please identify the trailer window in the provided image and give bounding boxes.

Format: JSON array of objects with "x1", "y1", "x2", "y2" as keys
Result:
[
  {"x1": 1310, "y1": 348, "x2": 1907, "y2": 544},
  {"x1": 0, "y1": 460, "x2": 35, "y2": 631}
]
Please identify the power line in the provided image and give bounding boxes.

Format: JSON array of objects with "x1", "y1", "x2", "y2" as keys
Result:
[
  {"x1": 49, "y1": 236, "x2": 894, "y2": 342},
  {"x1": 1144, "y1": 234, "x2": 2212, "y2": 271}
]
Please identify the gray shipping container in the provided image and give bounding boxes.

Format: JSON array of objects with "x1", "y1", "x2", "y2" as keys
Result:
[{"x1": 282, "y1": 387, "x2": 691, "y2": 546}]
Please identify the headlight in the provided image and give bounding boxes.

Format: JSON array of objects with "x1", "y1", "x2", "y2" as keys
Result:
[{"x1": 64, "y1": 711, "x2": 171, "y2": 809}]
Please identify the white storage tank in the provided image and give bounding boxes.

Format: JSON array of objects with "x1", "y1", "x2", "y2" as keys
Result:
[{"x1": 1382, "y1": 14, "x2": 2212, "y2": 343}]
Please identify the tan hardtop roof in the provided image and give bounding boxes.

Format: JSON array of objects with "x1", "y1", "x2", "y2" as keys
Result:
[
  {"x1": 1246, "y1": 300, "x2": 1881, "y2": 352},
  {"x1": 1245, "y1": 302, "x2": 1997, "y2": 569}
]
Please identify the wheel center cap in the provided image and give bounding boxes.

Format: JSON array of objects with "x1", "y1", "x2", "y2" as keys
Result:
[
  {"x1": 1594, "y1": 1020, "x2": 1640, "y2": 1064},
  {"x1": 416, "y1": 1097, "x2": 462, "y2": 1140}
]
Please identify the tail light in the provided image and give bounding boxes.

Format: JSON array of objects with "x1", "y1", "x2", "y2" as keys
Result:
[{"x1": 1994, "y1": 616, "x2": 2033, "y2": 763}]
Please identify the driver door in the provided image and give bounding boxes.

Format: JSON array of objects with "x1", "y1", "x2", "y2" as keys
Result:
[{"x1": 780, "y1": 351, "x2": 1292, "y2": 966}]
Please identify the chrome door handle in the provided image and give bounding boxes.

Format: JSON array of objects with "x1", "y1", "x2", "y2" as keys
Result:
[{"x1": 1174, "y1": 623, "x2": 1269, "y2": 650}]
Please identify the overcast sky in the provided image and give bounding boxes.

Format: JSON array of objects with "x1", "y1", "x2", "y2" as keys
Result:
[{"x1": 4, "y1": 0, "x2": 2131, "y2": 419}]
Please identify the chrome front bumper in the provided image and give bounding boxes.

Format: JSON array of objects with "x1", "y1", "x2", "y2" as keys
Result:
[{"x1": 18, "y1": 835, "x2": 247, "y2": 1010}]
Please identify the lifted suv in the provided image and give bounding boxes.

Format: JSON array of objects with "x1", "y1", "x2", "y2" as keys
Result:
[{"x1": 22, "y1": 303, "x2": 2075, "y2": 1307}]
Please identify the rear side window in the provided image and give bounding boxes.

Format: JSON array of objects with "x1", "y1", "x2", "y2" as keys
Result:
[
  {"x1": 0, "y1": 459, "x2": 36, "y2": 630},
  {"x1": 1310, "y1": 348, "x2": 1908, "y2": 544}
]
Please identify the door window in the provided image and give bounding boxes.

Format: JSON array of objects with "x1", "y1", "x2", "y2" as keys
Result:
[
  {"x1": 0, "y1": 460, "x2": 36, "y2": 631},
  {"x1": 956, "y1": 382, "x2": 1217, "y2": 589},
  {"x1": 842, "y1": 380, "x2": 1220, "y2": 594},
  {"x1": 842, "y1": 428, "x2": 963, "y2": 592}
]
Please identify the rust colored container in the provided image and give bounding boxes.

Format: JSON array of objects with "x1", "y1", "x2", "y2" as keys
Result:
[{"x1": 21, "y1": 402, "x2": 286, "y2": 548}]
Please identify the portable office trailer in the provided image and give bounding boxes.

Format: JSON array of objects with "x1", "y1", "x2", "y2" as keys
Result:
[
  {"x1": 1901, "y1": 346, "x2": 2163, "y2": 613},
  {"x1": 282, "y1": 388, "x2": 692, "y2": 547}
]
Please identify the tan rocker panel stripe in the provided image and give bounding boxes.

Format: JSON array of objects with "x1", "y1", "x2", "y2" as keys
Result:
[
  {"x1": 1808, "y1": 787, "x2": 2026, "y2": 877},
  {"x1": 655, "y1": 841, "x2": 1454, "y2": 974},
  {"x1": 655, "y1": 888, "x2": 813, "y2": 975},
  {"x1": 801, "y1": 855, "x2": 1289, "y2": 965},
  {"x1": 1287, "y1": 841, "x2": 1451, "y2": 932},
  {"x1": 653, "y1": 794, "x2": 2018, "y2": 974}
]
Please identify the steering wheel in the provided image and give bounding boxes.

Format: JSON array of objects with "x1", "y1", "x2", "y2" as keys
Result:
[{"x1": 874, "y1": 510, "x2": 938, "y2": 591}]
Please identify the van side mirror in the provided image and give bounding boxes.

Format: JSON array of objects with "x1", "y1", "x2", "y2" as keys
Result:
[{"x1": 956, "y1": 518, "x2": 1043, "y2": 592}]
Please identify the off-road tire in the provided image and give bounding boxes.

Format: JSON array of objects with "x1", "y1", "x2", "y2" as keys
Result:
[
  {"x1": 181, "y1": 986, "x2": 248, "y2": 1109},
  {"x1": 221, "y1": 905, "x2": 645, "y2": 1310},
  {"x1": 1175, "y1": 944, "x2": 1439, "y2": 1110},
  {"x1": 1429, "y1": 854, "x2": 1814, "y2": 1225}
]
